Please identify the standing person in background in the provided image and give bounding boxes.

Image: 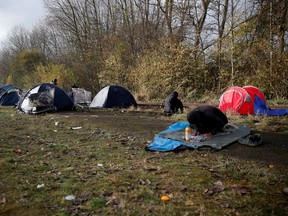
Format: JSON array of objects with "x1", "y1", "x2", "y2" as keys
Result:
[
  {"x1": 163, "y1": 91, "x2": 183, "y2": 115},
  {"x1": 187, "y1": 105, "x2": 228, "y2": 138}
]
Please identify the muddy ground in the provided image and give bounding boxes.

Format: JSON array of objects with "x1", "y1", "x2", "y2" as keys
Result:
[{"x1": 56, "y1": 105, "x2": 288, "y2": 167}]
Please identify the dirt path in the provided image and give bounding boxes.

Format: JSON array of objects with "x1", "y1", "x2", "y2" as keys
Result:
[
  {"x1": 220, "y1": 132, "x2": 288, "y2": 166},
  {"x1": 55, "y1": 108, "x2": 288, "y2": 167}
]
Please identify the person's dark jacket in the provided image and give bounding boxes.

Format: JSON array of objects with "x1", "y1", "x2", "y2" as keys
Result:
[
  {"x1": 164, "y1": 92, "x2": 183, "y2": 114},
  {"x1": 187, "y1": 105, "x2": 228, "y2": 135},
  {"x1": 175, "y1": 99, "x2": 183, "y2": 113}
]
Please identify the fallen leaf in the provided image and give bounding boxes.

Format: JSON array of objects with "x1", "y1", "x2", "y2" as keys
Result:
[
  {"x1": 185, "y1": 200, "x2": 194, "y2": 206},
  {"x1": 203, "y1": 181, "x2": 225, "y2": 197},
  {"x1": 231, "y1": 185, "x2": 251, "y2": 195},
  {"x1": 13, "y1": 148, "x2": 21, "y2": 153},
  {"x1": 139, "y1": 179, "x2": 151, "y2": 185},
  {"x1": 214, "y1": 180, "x2": 224, "y2": 187},
  {"x1": 19, "y1": 154, "x2": 28, "y2": 158},
  {"x1": 110, "y1": 179, "x2": 120, "y2": 184},
  {"x1": 210, "y1": 171, "x2": 225, "y2": 178},
  {"x1": 203, "y1": 188, "x2": 214, "y2": 196},
  {"x1": 106, "y1": 196, "x2": 117, "y2": 205},
  {"x1": 143, "y1": 165, "x2": 160, "y2": 171}
]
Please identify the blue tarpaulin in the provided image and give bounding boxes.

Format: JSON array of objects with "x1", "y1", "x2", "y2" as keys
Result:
[
  {"x1": 254, "y1": 96, "x2": 288, "y2": 116},
  {"x1": 146, "y1": 122, "x2": 250, "y2": 152},
  {"x1": 147, "y1": 122, "x2": 190, "y2": 151}
]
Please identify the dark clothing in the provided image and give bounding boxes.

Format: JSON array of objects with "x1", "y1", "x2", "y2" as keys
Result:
[
  {"x1": 164, "y1": 92, "x2": 183, "y2": 114},
  {"x1": 175, "y1": 99, "x2": 184, "y2": 113},
  {"x1": 187, "y1": 105, "x2": 228, "y2": 135}
]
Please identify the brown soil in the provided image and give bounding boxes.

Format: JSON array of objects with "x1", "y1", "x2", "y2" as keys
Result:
[{"x1": 56, "y1": 106, "x2": 288, "y2": 167}]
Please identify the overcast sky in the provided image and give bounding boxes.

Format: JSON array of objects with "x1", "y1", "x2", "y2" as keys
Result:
[{"x1": 0, "y1": 0, "x2": 46, "y2": 45}]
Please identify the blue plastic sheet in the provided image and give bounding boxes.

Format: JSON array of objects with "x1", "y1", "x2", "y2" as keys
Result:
[
  {"x1": 146, "y1": 122, "x2": 250, "y2": 152},
  {"x1": 254, "y1": 96, "x2": 288, "y2": 116}
]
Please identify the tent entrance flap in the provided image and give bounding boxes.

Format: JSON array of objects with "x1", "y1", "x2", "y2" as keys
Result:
[{"x1": 28, "y1": 88, "x2": 55, "y2": 107}]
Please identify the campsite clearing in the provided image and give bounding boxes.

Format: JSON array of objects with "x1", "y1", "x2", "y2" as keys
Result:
[{"x1": 0, "y1": 106, "x2": 288, "y2": 215}]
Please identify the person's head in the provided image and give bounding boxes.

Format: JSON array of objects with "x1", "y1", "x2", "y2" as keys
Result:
[
  {"x1": 51, "y1": 79, "x2": 57, "y2": 85},
  {"x1": 172, "y1": 91, "x2": 178, "y2": 98},
  {"x1": 187, "y1": 110, "x2": 204, "y2": 130}
]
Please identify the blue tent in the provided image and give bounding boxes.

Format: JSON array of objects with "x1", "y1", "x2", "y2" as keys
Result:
[
  {"x1": 18, "y1": 83, "x2": 74, "y2": 114},
  {"x1": 0, "y1": 85, "x2": 23, "y2": 106},
  {"x1": 90, "y1": 85, "x2": 137, "y2": 108},
  {"x1": 0, "y1": 84, "x2": 13, "y2": 96}
]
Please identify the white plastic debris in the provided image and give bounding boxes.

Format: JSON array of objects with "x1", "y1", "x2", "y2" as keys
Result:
[
  {"x1": 97, "y1": 163, "x2": 104, "y2": 167},
  {"x1": 71, "y1": 127, "x2": 82, "y2": 130},
  {"x1": 65, "y1": 195, "x2": 75, "y2": 200},
  {"x1": 37, "y1": 184, "x2": 45, "y2": 188}
]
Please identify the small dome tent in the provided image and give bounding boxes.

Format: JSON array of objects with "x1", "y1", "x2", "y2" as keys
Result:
[
  {"x1": 0, "y1": 84, "x2": 14, "y2": 96},
  {"x1": 0, "y1": 85, "x2": 23, "y2": 106},
  {"x1": 219, "y1": 86, "x2": 288, "y2": 116},
  {"x1": 218, "y1": 86, "x2": 253, "y2": 115},
  {"x1": 18, "y1": 83, "x2": 74, "y2": 114},
  {"x1": 90, "y1": 85, "x2": 137, "y2": 108},
  {"x1": 243, "y1": 85, "x2": 266, "y2": 102}
]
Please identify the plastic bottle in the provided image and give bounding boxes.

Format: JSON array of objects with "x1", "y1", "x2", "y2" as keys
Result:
[{"x1": 185, "y1": 126, "x2": 191, "y2": 141}]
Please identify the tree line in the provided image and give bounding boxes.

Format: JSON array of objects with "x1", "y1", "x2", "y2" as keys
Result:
[{"x1": 0, "y1": 0, "x2": 287, "y2": 101}]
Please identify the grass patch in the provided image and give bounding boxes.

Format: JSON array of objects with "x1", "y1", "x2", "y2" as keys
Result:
[{"x1": 0, "y1": 106, "x2": 288, "y2": 215}]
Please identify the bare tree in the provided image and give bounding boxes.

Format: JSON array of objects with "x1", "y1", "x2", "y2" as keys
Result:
[
  {"x1": 6, "y1": 26, "x2": 30, "y2": 53},
  {"x1": 212, "y1": 0, "x2": 229, "y2": 90},
  {"x1": 44, "y1": 0, "x2": 106, "y2": 91},
  {"x1": 157, "y1": 0, "x2": 174, "y2": 35},
  {"x1": 275, "y1": 0, "x2": 288, "y2": 55},
  {"x1": 186, "y1": 0, "x2": 212, "y2": 58}
]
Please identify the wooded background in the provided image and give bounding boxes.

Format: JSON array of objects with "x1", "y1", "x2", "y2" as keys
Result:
[{"x1": 0, "y1": 0, "x2": 287, "y2": 101}]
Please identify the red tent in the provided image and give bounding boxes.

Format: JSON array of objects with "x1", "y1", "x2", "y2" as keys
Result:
[
  {"x1": 219, "y1": 86, "x2": 254, "y2": 115},
  {"x1": 219, "y1": 85, "x2": 288, "y2": 116},
  {"x1": 243, "y1": 85, "x2": 266, "y2": 102}
]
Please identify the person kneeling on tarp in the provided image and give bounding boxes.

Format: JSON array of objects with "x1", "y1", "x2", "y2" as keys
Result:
[
  {"x1": 187, "y1": 105, "x2": 228, "y2": 138},
  {"x1": 163, "y1": 91, "x2": 183, "y2": 115}
]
